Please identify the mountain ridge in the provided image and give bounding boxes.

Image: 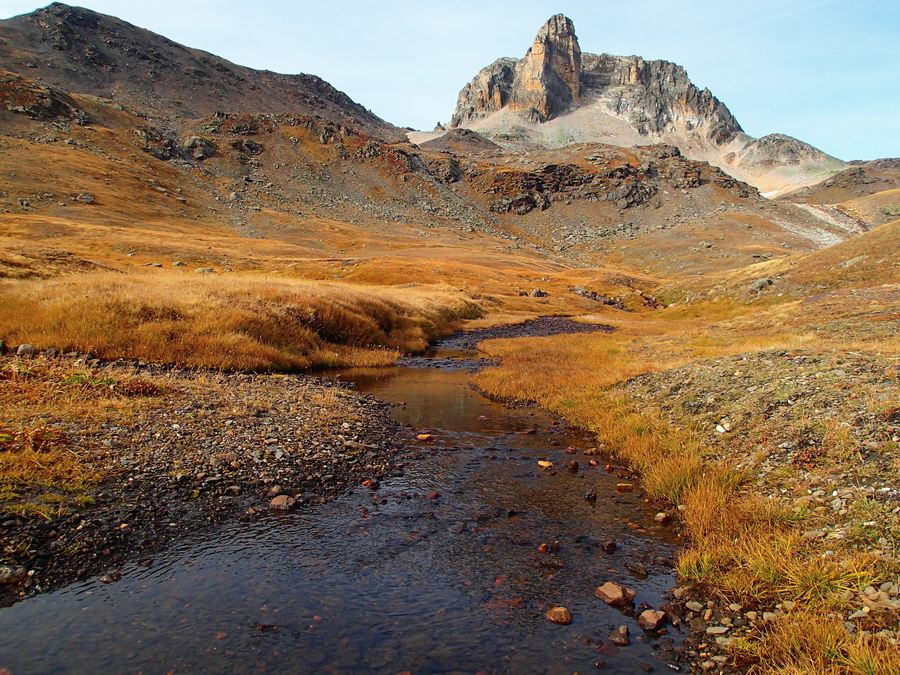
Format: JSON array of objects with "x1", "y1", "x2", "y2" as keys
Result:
[
  {"x1": 0, "y1": 2, "x2": 404, "y2": 140},
  {"x1": 436, "y1": 14, "x2": 845, "y2": 197}
]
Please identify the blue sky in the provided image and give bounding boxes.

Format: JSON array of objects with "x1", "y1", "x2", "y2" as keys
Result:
[{"x1": 2, "y1": 1, "x2": 898, "y2": 159}]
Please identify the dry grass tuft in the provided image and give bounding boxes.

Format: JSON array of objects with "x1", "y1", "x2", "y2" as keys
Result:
[
  {"x1": 735, "y1": 611, "x2": 900, "y2": 674},
  {"x1": 0, "y1": 272, "x2": 483, "y2": 370},
  {"x1": 0, "y1": 423, "x2": 89, "y2": 499}
]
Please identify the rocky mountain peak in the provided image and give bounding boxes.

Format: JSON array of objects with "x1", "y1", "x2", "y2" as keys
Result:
[
  {"x1": 446, "y1": 14, "x2": 845, "y2": 194},
  {"x1": 510, "y1": 14, "x2": 582, "y2": 121}
]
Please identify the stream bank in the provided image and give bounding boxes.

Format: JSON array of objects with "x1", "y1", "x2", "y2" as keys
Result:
[{"x1": 1, "y1": 318, "x2": 687, "y2": 673}]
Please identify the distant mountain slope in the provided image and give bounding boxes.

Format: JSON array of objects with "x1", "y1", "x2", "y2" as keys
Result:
[
  {"x1": 779, "y1": 158, "x2": 900, "y2": 204},
  {"x1": 0, "y1": 2, "x2": 403, "y2": 140},
  {"x1": 776, "y1": 158, "x2": 900, "y2": 228},
  {"x1": 441, "y1": 14, "x2": 845, "y2": 196},
  {"x1": 418, "y1": 128, "x2": 500, "y2": 153}
]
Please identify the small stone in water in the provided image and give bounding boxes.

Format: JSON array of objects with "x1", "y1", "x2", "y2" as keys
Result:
[
  {"x1": 269, "y1": 495, "x2": 296, "y2": 511},
  {"x1": 609, "y1": 625, "x2": 630, "y2": 645},
  {"x1": 637, "y1": 609, "x2": 667, "y2": 630},
  {"x1": 545, "y1": 606, "x2": 572, "y2": 624},
  {"x1": 595, "y1": 581, "x2": 636, "y2": 607}
]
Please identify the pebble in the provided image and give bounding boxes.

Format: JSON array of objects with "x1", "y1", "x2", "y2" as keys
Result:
[
  {"x1": 637, "y1": 609, "x2": 666, "y2": 630},
  {"x1": 269, "y1": 495, "x2": 296, "y2": 511},
  {"x1": 0, "y1": 565, "x2": 28, "y2": 585},
  {"x1": 595, "y1": 581, "x2": 636, "y2": 607},
  {"x1": 545, "y1": 606, "x2": 572, "y2": 625},
  {"x1": 609, "y1": 625, "x2": 630, "y2": 646}
]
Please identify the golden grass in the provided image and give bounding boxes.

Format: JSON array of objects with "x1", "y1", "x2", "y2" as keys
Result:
[
  {"x1": 0, "y1": 359, "x2": 163, "y2": 424},
  {"x1": 0, "y1": 359, "x2": 173, "y2": 512},
  {"x1": 473, "y1": 299, "x2": 898, "y2": 673},
  {"x1": 0, "y1": 423, "x2": 87, "y2": 491},
  {"x1": 0, "y1": 271, "x2": 483, "y2": 370},
  {"x1": 737, "y1": 611, "x2": 900, "y2": 674}
]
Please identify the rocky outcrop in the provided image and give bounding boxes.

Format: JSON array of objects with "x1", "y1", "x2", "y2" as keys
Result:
[
  {"x1": 581, "y1": 53, "x2": 741, "y2": 144},
  {"x1": 451, "y1": 58, "x2": 517, "y2": 128},
  {"x1": 460, "y1": 144, "x2": 757, "y2": 215},
  {"x1": 451, "y1": 14, "x2": 740, "y2": 147},
  {"x1": 509, "y1": 14, "x2": 581, "y2": 122},
  {"x1": 448, "y1": 15, "x2": 844, "y2": 193},
  {"x1": 0, "y1": 69, "x2": 87, "y2": 123}
]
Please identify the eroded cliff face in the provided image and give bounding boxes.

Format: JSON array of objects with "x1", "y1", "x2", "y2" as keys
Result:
[{"x1": 509, "y1": 14, "x2": 581, "y2": 122}]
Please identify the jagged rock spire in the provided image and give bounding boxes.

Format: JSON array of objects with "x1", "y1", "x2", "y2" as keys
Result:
[{"x1": 511, "y1": 14, "x2": 582, "y2": 121}]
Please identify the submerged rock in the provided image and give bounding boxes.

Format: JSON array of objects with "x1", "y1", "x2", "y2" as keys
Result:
[{"x1": 545, "y1": 606, "x2": 573, "y2": 624}]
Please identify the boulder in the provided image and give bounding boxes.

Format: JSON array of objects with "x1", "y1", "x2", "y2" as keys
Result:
[
  {"x1": 750, "y1": 277, "x2": 774, "y2": 293},
  {"x1": 184, "y1": 136, "x2": 216, "y2": 160}
]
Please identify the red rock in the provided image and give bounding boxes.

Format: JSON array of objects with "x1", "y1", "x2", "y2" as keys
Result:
[
  {"x1": 565, "y1": 446, "x2": 578, "y2": 454},
  {"x1": 637, "y1": 609, "x2": 667, "y2": 631},
  {"x1": 545, "y1": 606, "x2": 573, "y2": 624},
  {"x1": 594, "y1": 581, "x2": 636, "y2": 607},
  {"x1": 269, "y1": 494, "x2": 296, "y2": 511},
  {"x1": 428, "y1": 491, "x2": 441, "y2": 500}
]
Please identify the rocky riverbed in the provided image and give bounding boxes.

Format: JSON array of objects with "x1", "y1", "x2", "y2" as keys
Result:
[{"x1": 0, "y1": 354, "x2": 407, "y2": 605}]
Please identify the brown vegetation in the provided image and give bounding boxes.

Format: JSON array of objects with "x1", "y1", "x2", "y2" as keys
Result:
[
  {"x1": 474, "y1": 227, "x2": 899, "y2": 671},
  {"x1": 0, "y1": 272, "x2": 483, "y2": 370}
]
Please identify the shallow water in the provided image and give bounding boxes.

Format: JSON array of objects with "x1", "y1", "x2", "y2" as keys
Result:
[{"x1": 0, "y1": 341, "x2": 683, "y2": 674}]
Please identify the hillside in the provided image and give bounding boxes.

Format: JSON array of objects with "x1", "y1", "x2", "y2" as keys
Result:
[
  {"x1": 0, "y1": 2, "x2": 403, "y2": 140},
  {"x1": 778, "y1": 158, "x2": 900, "y2": 228}
]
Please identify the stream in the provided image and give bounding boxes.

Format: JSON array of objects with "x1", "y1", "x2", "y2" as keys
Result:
[{"x1": 0, "y1": 321, "x2": 684, "y2": 673}]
